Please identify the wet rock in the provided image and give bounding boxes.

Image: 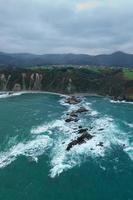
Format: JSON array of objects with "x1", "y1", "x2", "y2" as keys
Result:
[
  {"x1": 98, "y1": 128, "x2": 104, "y2": 131},
  {"x1": 122, "y1": 144, "x2": 126, "y2": 148},
  {"x1": 69, "y1": 111, "x2": 78, "y2": 118},
  {"x1": 96, "y1": 142, "x2": 104, "y2": 147},
  {"x1": 8, "y1": 92, "x2": 13, "y2": 95},
  {"x1": 78, "y1": 128, "x2": 88, "y2": 134},
  {"x1": 65, "y1": 117, "x2": 78, "y2": 123},
  {"x1": 13, "y1": 83, "x2": 21, "y2": 91},
  {"x1": 75, "y1": 107, "x2": 89, "y2": 113},
  {"x1": 66, "y1": 132, "x2": 93, "y2": 151},
  {"x1": 65, "y1": 96, "x2": 81, "y2": 105}
]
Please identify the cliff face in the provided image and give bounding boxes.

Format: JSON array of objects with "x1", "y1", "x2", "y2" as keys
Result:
[
  {"x1": 0, "y1": 67, "x2": 132, "y2": 100},
  {"x1": 0, "y1": 72, "x2": 43, "y2": 91}
]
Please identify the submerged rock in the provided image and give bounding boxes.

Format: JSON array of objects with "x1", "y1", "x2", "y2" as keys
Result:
[
  {"x1": 96, "y1": 142, "x2": 104, "y2": 147},
  {"x1": 98, "y1": 128, "x2": 104, "y2": 131},
  {"x1": 66, "y1": 132, "x2": 94, "y2": 151},
  {"x1": 69, "y1": 111, "x2": 78, "y2": 118}
]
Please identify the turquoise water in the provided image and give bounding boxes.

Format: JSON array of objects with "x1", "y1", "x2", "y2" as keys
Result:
[{"x1": 0, "y1": 92, "x2": 133, "y2": 200}]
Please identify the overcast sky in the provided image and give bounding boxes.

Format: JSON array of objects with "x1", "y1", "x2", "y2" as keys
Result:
[{"x1": 0, "y1": 0, "x2": 133, "y2": 55}]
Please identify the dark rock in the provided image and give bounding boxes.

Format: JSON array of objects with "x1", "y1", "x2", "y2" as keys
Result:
[
  {"x1": 96, "y1": 142, "x2": 104, "y2": 147},
  {"x1": 98, "y1": 128, "x2": 104, "y2": 131},
  {"x1": 65, "y1": 96, "x2": 81, "y2": 105},
  {"x1": 122, "y1": 144, "x2": 126, "y2": 148},
  {"x1": 8, "y1": 92, "x2": 13, "y2": 95},
  {"x1": 75, "y1": 107, "x2": 89, "y2": 113},
  {"x1": 78, "y1": 128, "x2": 88, "y2": 134},
  {"x1": 66, "y1": 132, "x2": 94, "y2": 151},
  {"x1": 65, "y1": 117, "x2": 78, "y2": 123},
  {"x1": 69, "y1": 111, "x2": 78, "y2": 118}
]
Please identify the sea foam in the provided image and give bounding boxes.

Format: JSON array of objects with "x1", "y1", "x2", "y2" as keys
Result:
[
  {"x1": 0, "y1": 94, "x2": 133, "y2": 178},
  {"x1": 0, "y1": 135, "x2": 52, "y2": 168}
]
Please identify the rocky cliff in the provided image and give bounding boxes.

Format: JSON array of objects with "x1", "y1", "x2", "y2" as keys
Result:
[{"x1": 0, "y1": 67, "x2": 133, "y2": 101}]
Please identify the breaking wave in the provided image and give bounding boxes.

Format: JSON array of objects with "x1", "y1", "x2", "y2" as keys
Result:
[
  {"x1": 110, "y1": 99, "x2": 133, "y2": 105},
  {"x1": 0, "y1": 135, "x2": 52, "y2": 168},
  {"x1": 0, "y1": 91, "x2": 67, "y2": 99},
  {"x1": 0, "y1": 94, "x2": 132, "y2": 178}
]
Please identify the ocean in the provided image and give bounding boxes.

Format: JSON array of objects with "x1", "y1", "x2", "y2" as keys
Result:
[{"x1": 0, "y1": 92, "x2": 133, "y2": 200}]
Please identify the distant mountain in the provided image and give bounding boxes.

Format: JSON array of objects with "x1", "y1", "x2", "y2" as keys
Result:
[{"x1": 0, "y1": 51, "x2": 133, "y2": 68}]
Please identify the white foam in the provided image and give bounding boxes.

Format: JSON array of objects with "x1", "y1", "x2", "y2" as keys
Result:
[
  {"x1": 0, "y1": 92, "x2": 26, "y2": 99},
  {"x1": 31, "y1": 118, "x2": 76, "y2": 135},
  {"x1": 0, "y1": 91, "x2": 67, "y2": 99},
  {"x1": 1, "y1": 94, "x2": 133, "y2": 178},
  {"x1": 124, "y1": 145, "x2": 133, "y2": 160},
  {"x1": 49, "y1": 133, "x2": 108, "y2": 178},
  {"x1": 0, "y1": 135, "x2": 52, "y2": 168},
  {"x1": 49, "y1": 114, "x2": 129, "y2": 178},
  {"x1": 124, "y1": 122, "x2": 133, "y2": 128},
  {"x1": 110, "y1": 99, "x2": 133, "y2": 105}
]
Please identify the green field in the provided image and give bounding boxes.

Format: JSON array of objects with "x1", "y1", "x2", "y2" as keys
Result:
[{"x1": 123, "y1": 69, "x2": 133, "y2": 80}]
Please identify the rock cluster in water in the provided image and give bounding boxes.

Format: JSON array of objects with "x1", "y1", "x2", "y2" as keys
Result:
[{"x1": 64, "y1": 96, "x2": 96, "y2": 151}]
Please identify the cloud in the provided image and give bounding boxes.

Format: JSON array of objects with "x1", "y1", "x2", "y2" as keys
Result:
[
  {"x1": 0, "y1": 0, "x2": 133, "y2": 54},
  {"x1": 76, "y1": 1, "x2": 99, "y2": 11}
]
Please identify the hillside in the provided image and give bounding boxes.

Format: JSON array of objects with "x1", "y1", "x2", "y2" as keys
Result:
[
  {"x1": 0, "y1": 67, "x2": 133, "y2": 101},
  {"x1": 0, "y1": 51, "x2": 133, "y2": 68}
]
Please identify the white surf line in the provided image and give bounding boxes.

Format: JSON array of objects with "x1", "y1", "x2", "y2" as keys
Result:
[
  {"x1": 110, "y1": 99, "x2": 133, "y2": 105},
  {"x1": 0, "y1": 91, "x2": 68, "y2": 99}
]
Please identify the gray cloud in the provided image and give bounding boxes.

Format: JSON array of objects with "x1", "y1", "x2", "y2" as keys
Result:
[{"x1": 0, "y1": 0, "x2": 133, "y2": 54}]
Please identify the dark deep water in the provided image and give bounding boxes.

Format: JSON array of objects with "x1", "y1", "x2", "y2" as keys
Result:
[{"x1": 0, "y1": 92, "x2": 133, "y2": 200}]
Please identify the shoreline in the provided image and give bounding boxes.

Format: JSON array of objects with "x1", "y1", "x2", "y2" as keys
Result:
[
  {"x1": 69, "y1": 93, "x2": 103, "y2": 97},
  {"x1": 0, "y1": 91, "x2": 102, "y2": 97},
  {"x1": 0, "y1": 90, "x2": 133, "y2": 103}
]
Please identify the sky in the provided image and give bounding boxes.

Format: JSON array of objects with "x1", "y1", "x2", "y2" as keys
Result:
[{"x1": 0, "y1": 0, "x2": 133, "y2": 55}]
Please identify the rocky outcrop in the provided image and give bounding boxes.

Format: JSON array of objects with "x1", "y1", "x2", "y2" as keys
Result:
[
  {"x1": 75, "y1": 107, "x2": 89, "y2": 113},
  {"x1": 66, "y1": 132, "x2": 94, "y2": 151},
  {"x1": 0, "y1": 72, "x2": 43, "y2": 91},
  {"x1": 78, "y1": 128, "x2": 88, "y2": 134},
  {"x1": 13, "y1": 83, "x2": 21, "y2": 91},
  {"x1": 0, "y1": 74, "x2": 11, "y2": 90},
  {"x1": 32, "y1": 73, "x2": 43, "y2": 90},
  {"x1": 29, "y1": 73, "x2": 43, "y2": 90},
  {"x1": 22, "y1": 73, "x2": 26, "y2": 90},
  {"x1": 0, "y1": 67, "x2": 132, "y2": 101},
  {"x1": 65, "y1": 117, "x2": 78, "y2": 123},
  {"x1": 65, "y1": 96, "x2": 81, "y2": 104},
  {"x1": 96, "y1": 142, "x2": 104, "y2": 147}
]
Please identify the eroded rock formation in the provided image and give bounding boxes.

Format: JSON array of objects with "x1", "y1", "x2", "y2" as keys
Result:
[{"x1": 0, "y1": 74, "x2": 11, "y2": 90}]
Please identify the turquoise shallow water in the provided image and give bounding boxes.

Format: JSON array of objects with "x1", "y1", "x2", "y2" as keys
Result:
[{"x1": 0, "y1": 92, "x2": 133, "y2": 200}]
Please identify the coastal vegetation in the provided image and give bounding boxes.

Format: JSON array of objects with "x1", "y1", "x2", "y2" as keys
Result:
[{"x1": 0, "y1": 66, "x2": 133, "y2": 101}]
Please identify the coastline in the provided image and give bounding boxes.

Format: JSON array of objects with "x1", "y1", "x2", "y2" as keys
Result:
[
  {"x1": 69, "y1": 93, "x2": 103, "y2": 97},
  {"x1": 0, "y1": 90, "x2": 102, "y2": 97},
  {"x1": 0, "y1": 90, "x2": 133, "y2": 104}
]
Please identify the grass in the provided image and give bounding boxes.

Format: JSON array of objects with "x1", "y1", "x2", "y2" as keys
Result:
[{"x1": 123, "y1": 69, "x2": 133, "y2": 80}]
